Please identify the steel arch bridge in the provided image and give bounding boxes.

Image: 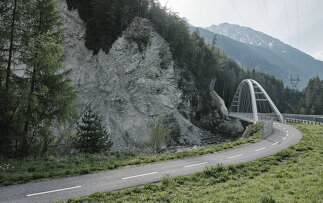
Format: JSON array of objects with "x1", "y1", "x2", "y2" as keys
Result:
[{"x1": 228, "y1": 79, "x2": 284, "y2": 123}]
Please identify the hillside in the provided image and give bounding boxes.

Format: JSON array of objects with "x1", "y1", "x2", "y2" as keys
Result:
[{"x1": 193, "y1": 23, "x2": 323, "y2": 89}]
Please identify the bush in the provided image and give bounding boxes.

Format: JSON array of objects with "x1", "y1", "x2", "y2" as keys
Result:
[
  {"x1": 170, "y1": 124, "x2": 181, "y2": 143},
  {"x1": 149, "y1": 116, "x2": 170, "y2": 154}
]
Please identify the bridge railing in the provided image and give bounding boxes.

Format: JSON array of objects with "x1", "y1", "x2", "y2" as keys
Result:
[{"x1": 283, "y1": 114, "x2": 323, "y2": 124}]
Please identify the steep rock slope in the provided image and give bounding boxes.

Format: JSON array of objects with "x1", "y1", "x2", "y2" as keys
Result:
[{"x1": 59, "y1": 1, "x2": 243, "y2": 151}]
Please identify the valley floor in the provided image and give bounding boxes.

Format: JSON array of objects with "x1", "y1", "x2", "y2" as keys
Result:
[{"x1": 65, "y1": 124, "x2": 323, "y2": 203}]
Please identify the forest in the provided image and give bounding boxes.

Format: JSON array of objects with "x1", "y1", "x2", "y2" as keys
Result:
[{"x1": 1, "y1": 0, "x2": 323, "y2": 160}]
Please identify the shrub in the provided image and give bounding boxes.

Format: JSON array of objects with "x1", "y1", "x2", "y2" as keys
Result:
[
  {"x1": 170, "y1": 124, "x2": 181, "y2": 143},
  {"x1": 149, "y1": 116, "x2": 170, "y2": 154}
]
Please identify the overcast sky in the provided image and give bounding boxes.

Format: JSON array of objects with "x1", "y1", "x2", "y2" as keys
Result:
[{"x1": 158, "y1": 0, "x2": 323, "y2": 61}]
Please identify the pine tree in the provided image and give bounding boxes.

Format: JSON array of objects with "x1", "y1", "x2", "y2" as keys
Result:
[
  {"x1": 314, "y1": 89, "x2": 323, "y2": 114},
  {"x1": 211, "y1": 34, "x2": 217, "y2": 51},
  {"x1": 0, "y1": 0, "x2": 32, "y2": 159},
  {"x1": 21, "y1": 33, "x2": 77, "y2": 155},
  {"x1": 74, "y1": 108, "x2": 113, "y2": 153}
]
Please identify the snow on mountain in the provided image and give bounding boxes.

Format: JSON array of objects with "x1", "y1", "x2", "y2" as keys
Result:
[
  {"x1": 201, "y1": 23, "x2": 323, "y2": 89},
  {"x1": 206, "y1": 23, "x2": 283, "y2": 50}
]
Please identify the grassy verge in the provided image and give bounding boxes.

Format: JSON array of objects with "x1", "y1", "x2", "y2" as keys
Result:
[
  {"x1": 65, "y1": 124, "x2": 323, "y2": 203},
  {"x1": 0, "y1": 123, "x2": 262, "y2": 187}
]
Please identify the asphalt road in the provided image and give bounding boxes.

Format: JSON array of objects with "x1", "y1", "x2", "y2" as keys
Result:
[{"x1": 0, "y1": 122, "x2": 303, "y2": 203}]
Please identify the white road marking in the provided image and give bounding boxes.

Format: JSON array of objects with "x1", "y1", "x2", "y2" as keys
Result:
[
  {"x1": 287, "y1": 134, "x2": 289, "y2": 136},
  {"x1": 122, "y1": 172, "x2": 158, "y2": 180},
  {"x1": 283, "y1": 137, "x2": 287, "y2": 140},
  {"x1": 272, "y1": 142, "x2": 279, "y2": 146},
  {"x1": 226, "y1": 154, "x2": 243, "y2": 159},
  {"x1": 254, "y1": 147, "x2": 266, "y2": 152},
  {"x1": 184, "y1": 162, "x2": 208, "y2": 168},
  {"x1": 27, "y1": 186, "x2": 82, "y2": 197},
  {"x1": 283, "y1": 127, "x2": 286, "y2": 130},
  {"x1": 286, "y1": 131, "x2": 289, "y2": 133}
]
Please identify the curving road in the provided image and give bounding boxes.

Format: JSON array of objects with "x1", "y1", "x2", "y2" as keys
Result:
[{"x1": 0, "y1": 122, "x2": 303, "y2": 203}]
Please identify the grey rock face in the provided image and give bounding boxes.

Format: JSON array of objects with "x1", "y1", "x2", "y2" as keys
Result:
[
  {"x1": 219, "y1": 118, "x2": 245, "y2": 136},
  {"x1": 59, "y1": 0, "x2": 217, "y2": 151}
]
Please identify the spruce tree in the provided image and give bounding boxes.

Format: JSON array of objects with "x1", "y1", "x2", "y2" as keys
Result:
[{"x1": 74, "y1": 108, "x2": 113, "y2": 153}]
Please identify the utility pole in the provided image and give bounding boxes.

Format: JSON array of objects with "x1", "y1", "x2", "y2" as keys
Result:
[{"x1": 288, "y1": 75, "x2": 301, "y2": 89}]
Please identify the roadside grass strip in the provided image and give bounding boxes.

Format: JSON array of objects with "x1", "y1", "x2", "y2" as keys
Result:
[
  {"x1": 65, "y1": 124, "x2": 323, "y2": 203},
  {"x1": 0, "y1": 123, "x2": 262, "y2": 187}
]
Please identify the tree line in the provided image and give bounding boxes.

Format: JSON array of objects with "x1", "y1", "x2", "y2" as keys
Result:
[
  {"x1": 299, "y1": 76, "x2": 323, "y2": 115},
  {"x1": 0, "y1": 0, "x2": 78, "y2": 159}
]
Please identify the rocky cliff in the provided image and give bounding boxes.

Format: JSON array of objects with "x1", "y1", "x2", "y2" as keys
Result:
[{"x1": 58, "y1": 0, "x2": 243, "y2": 151}]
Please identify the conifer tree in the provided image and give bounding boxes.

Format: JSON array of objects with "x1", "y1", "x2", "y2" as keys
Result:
[
  {"x1": 74, "y1": 108, "x2": 113, "y2": 153},
  {"x1": 0, "y1": 0, "x2": 77, "y2": 158},
  {"x1": 21, "y1": 33, "x2": 77, "y2": 155},
  {"x1": 0, "y1": 0, "x2": 32, "y2": 158}
]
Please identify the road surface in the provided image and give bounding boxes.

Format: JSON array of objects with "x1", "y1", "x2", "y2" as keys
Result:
[{"x1": 0, "y1": 122, "x2": 303, "y2": 203}]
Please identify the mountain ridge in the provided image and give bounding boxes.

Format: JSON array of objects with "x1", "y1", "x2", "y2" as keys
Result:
[{"x1": 192, "y1": 23, "x2": 323, "y2": 89}]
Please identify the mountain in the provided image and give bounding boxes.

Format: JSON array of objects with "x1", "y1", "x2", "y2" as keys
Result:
[{"x1": 193, "y1": 23, "x2": 323, "y2": 89}]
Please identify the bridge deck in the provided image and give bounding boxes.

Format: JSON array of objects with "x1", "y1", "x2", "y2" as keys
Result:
[{"x1": 228, "y1": 112, "x2": 280, "y2": 123}]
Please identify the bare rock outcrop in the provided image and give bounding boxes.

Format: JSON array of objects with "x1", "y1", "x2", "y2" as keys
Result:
[{"x1": 59, "y1": 0, "x2": 224, "y2": 151}]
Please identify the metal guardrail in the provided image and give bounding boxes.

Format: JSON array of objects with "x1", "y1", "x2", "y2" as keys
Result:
[
  {"x1": 283, "y1": 114, "x2": 323, "y2": 125},
  {"x1": 229, "y1": 112, "x2": 323, "y2": 125}
]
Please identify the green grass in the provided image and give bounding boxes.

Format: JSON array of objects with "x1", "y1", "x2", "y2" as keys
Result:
[
  {"x1": 64, "y1": 124, "x2": 323, "y2": 203},
  {"x1": 0, "y1": 123, "x2": 262, "y2": 187}
]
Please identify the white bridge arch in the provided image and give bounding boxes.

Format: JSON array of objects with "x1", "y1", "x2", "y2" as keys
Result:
[{"x1": 228, "y1": 79, "x2": 284, "y2": 123}]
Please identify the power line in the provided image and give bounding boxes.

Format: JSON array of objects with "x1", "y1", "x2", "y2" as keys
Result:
[
  {"x1": 283, "y1": 0, "x2": 291, "y2": 44},
  {"x1": 296, "y1": 0, "x2": 300, "y2": 47},
  {"x1": 257, "y1": 0, "x2": 270, "y2": 34},
  {"x1": 262, "y1": 0, "x2": 274, "y2": 36},
  {"x1": 230, "y1": 0, "x2": 245, "y2": 26}
]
